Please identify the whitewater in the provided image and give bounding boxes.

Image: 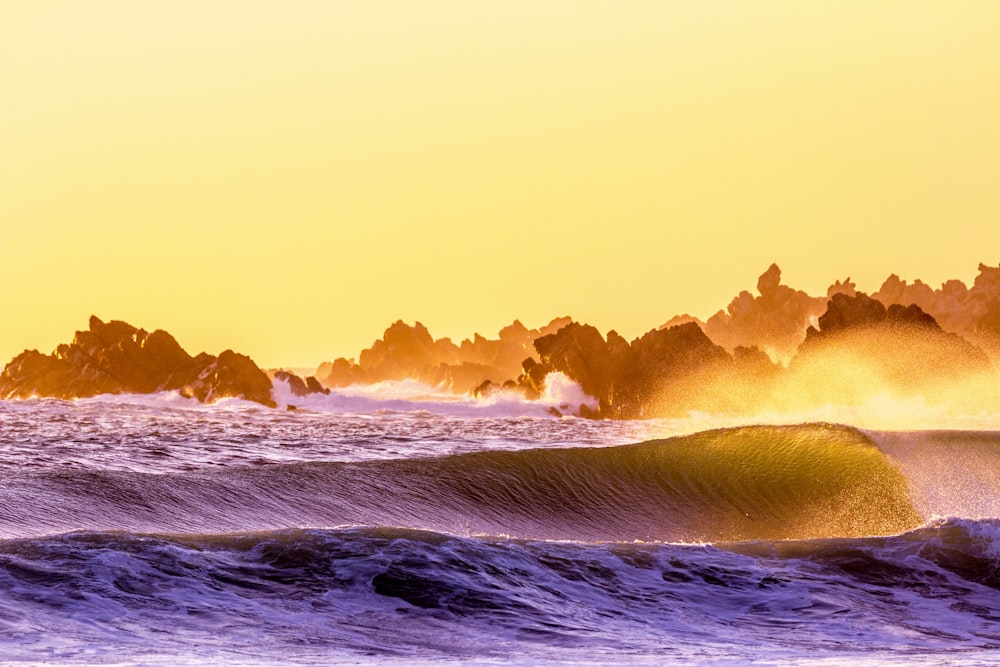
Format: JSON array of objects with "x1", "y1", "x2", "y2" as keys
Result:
[{"x1": 2, "y1": 382, "x2": 1000, "y2": 666}]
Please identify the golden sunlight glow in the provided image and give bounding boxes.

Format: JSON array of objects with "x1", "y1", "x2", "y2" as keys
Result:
[{"x1": 2, "y1": 1, "x2": 998, "y2": 367}]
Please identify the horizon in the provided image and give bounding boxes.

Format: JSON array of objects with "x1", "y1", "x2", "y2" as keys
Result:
[{"x1": 3, "y1": 2, "x2": 998, "y2": 368}]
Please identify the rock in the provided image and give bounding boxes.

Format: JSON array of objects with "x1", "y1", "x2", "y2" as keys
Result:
[
  {"x1": 358, "y1": 321, "x2": 458, "y2": 377},
  {"x1": 805, "y1": 293, "x2": 944, "y2": 344},
  {"x1": 316, "y1": 358, "x2": 363, "y2": 387},
  {"x1": 305, "y1": 376, "x2": 328, "y2": 395},
  {"x1": 871, "y1": 263, "x2": 1000, "y2": 358},
  {"x1": 185, "y1": 349, "x2": 275, "y2": 406},
  {"x1": 793, "y1": 293, "x2": 992, "y2": 403},
  {"x1": 272, "y1": 370, "x2": 330, "y2": 398},
  {"x1": 695, "y1": 265, "x2": 831, "y2": 362},
  {"x1": 886, "y1": 303, "x2": 940, "y2": 329},
  {"x1": 528, "y1": 320, "x2": 733, "y2": 418},
  {"x1": 472, "y1": 379, "x2": 498, "y2": 398},
  {"x1": 315, "y1": 316, "x2": 576, "y2": 395},
  {"x1": 810, "y1": 292, "x2": 888, "y2": 338},
  {"x1": 757, "y1": 263, "x2": 782, "y2": 297},
  {"x1": 533, "y1": 322, "x2": 613, "y2": 402},
  {"x1": 274, "y1": 370, "x2": 310, "y2": 397},
  {"x1": 0, "y1": 316, "x2": 277, "y2": 407}
]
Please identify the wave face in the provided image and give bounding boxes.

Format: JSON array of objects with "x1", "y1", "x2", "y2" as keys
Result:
[
  {"x1": 1, "y1": 423, "x2": 921, "y2": 542},
  {"x1": 2, "y1": 397, "x2": 1000, "y2": 665}
]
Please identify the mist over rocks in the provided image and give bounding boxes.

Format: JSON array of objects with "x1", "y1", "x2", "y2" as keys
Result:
[
  {"x1": 0, "y1": 316, "x2": 276, "y2": 407},
  {"x1": 504, "y1": 269, "x2": 997, "y2": 418},
  {"x1": 519, "y1": 321, "x2": 778, "y2": 419},
  {"x1": 803, "y1": 292, "x2": 940, "y2": 342},
  {"x1": 771, "y1": 292, "x2": 994, "y2": 411},
  {"x1": 873, "y1": 263, "x2": 1000, "y2": 358}
]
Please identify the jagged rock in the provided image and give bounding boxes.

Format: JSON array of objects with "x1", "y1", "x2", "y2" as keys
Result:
[
  {"x1": 0, "y1": 316, "x2": 276, "y2": 407},
  {"x1": 757, "y1": 263, "x2": 782, "y2": 296},
  {"x1": 517, "y1": 357, "x2": 549, "y2": 399},
  {"x1": 305, "y1": 376, "x2": 327, "y2": 394},
  {"x1": 315, "y1": 358, "x2": 363, "y2": 387},
  {"x1": 809, "y1": 292, "x2": 888, "y2": 338},
  {"x1": 805, "y1": 293, "x2": 944, "y2": 344},
  {"x1": 183, "y1": 350, "x2": 275, "y2": 406},
  {"x1": 693, "y1": 265, "x2": 837, "y2": 362},
  {"x1": 315, "y1": 317, "x2": 575, "y2": 395},
  {"x1": 274, "y1": 370, "x2": 310, "y2": 397},
  {"x1": 886, "y1": 303, "x2": 940, "y2": 329},
  {"x1": 872, "y1": 263, "x2": 1000, "y2": 358},
  {"x1": 526, "y1": 320, "x2": 735, "y2": 418},
  {"x1": 533, "y1": 323, "x2": 613, "y2": 402},
  {"x1": 272, "y1": 370, "x2": 330, "y2": 398}
]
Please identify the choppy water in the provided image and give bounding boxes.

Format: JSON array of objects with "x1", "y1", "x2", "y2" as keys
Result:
[{"x1": 2, "y1": 392, "x2": 1000, "y2": 665}]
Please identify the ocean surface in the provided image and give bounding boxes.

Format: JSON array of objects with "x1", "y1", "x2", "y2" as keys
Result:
[{"x1": 2, "y1": 381, "x2": 1000, "y2": 666}]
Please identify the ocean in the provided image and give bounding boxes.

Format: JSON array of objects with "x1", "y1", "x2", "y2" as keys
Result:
[{"x1": 1, "y1": 386, "x2": 999, "y2": 666}]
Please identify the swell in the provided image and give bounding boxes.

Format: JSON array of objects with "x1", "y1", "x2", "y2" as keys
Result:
[{"x1": 0, "y1": 424, "x2": 922, "y2": 542}]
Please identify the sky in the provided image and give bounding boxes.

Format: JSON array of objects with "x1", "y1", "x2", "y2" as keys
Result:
[{"x1": 2, "y1": 1, "x2": 998, "y2": 368}]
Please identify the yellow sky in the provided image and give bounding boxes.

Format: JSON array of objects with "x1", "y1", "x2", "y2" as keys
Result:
[{"x1": 2, "y1": 1, "x2": 998, "y2": 368}]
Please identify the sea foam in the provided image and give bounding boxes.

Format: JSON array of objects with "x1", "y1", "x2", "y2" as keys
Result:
[{"x1": 271, "y1": 371, "x2": 598, "y2": 418}]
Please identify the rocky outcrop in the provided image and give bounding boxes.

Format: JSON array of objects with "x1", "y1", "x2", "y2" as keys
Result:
[
  {"x1": 272, "y1": 370, "x2": 330, "y2": 397},
  {"x1": 661, "y1": 264, "x2": 856, "y2": 362},
  {"x1": 0, "y1": 316, "x2": 276, "y2": 407},
  {"x1": 315, "y1": 317, "x2": 574, "y2": 394},
  {"x1": 518, "y1": 290, "x2": 995, "y2": 418},
  {"x1": 803, "y1": 292, "x2": 941, "y2": 342},
  {"x1": 519, "y1": 321, "x2": 778, "y2": 418},
  {"x1": 873, "y1": 263, "x2": 1000, "y2": 358}
]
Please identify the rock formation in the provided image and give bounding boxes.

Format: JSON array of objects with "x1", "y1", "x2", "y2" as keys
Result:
[
  {"x1": 0, "y1": 316, "x2": 276, "y2": 407},
  {"x1": 315, "y1": 317, "x2": 573, "y2": 393},
  {"x1": 272, "y1": 370, "x2": 330, "y2": 397},
  {"x1": 873, "y1": 263, "x2": 1000, "y2": 358},
  {"x1": 661, "y1": 264, "x2": 856, "y2": 362},
  {"x1": 518, "y1": 321, "x2": 778, "y2": 418},
  {"x1": 6, "y1": 261, "x2": 998, "y2": 419}
]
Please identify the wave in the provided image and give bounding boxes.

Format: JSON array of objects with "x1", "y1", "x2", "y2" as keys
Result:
[
  {"x1": 6, "y1": 423, "x2": 978, "y2": 543},
  {"x1": 1, "y1": 519, "x2": 998, "y2": 665}
]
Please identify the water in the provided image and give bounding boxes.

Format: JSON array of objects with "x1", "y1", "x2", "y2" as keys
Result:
[{"x1": 2, "y1": 392, "x2": 1000, "y2": 666}]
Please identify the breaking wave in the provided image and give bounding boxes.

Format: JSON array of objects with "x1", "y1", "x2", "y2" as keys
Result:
[{"x1": 271, "y1": 372, "x2": 598, "y2": 418}]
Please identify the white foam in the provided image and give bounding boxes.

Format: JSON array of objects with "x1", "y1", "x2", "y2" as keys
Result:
[
  {"x1": 538, "y1": 371, "x2": 599, "y2": 413},
  {"x1": 271, "y1": 372, "x2": 600, "y2": 418},
  {"x1": 71, "y1": 391, "x2": 269, "y2": 412}
]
